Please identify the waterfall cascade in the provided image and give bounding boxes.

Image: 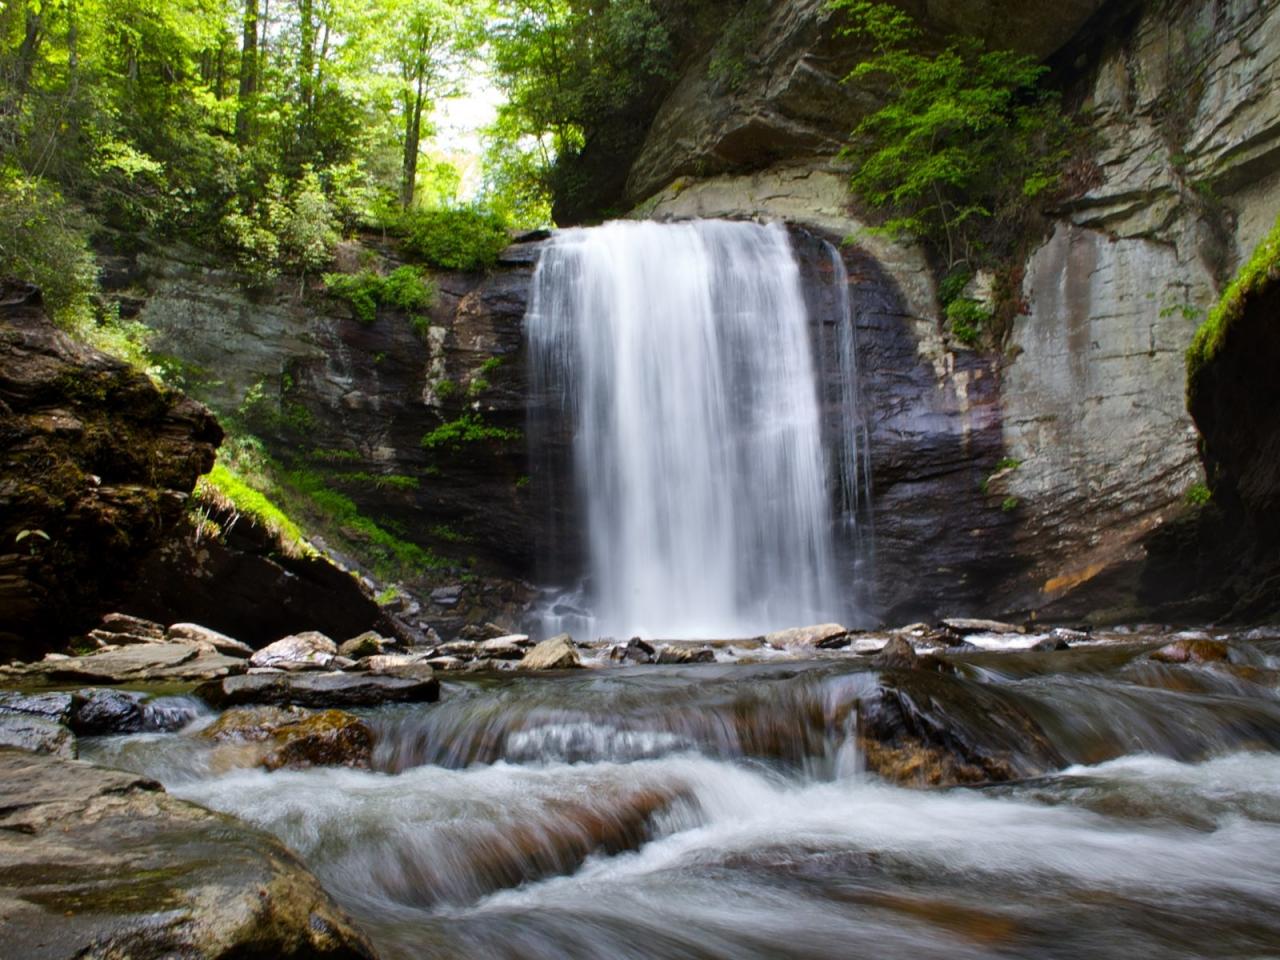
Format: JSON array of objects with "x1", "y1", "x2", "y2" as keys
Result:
[{"x1": 527, "y1": 219, "x2": 865, "y2": 639}]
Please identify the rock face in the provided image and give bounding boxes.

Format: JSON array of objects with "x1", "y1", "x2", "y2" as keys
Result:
[
  {"x1": 106, "y1": 237, "x2": 538, "y2": 586},
  {"x1": 0, "y1": 283, "x2": 221, "y2": 659},
  {"x1": 624, "y1": 0, "x2": 1107, "y2": 205},
  {"x1": 0, "y1": 749, "x2": 375, "y2": 960},
  {"x1": 124, "y1": 492, "x2": 408, "y2": 649}
]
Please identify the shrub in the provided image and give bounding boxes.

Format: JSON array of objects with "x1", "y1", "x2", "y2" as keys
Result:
[
  {"x1": 421, "y1": 413, "x2": 521, "y2": 451},
  {"x1": 399, "y1": 206, "x2": 510, "y2": 271},
  {"x1": 946, "y1": 297, "x2": 991, "y2": 346},
  {"x1": 323, "y1": 265, "x2": 435, "y2": 326}
]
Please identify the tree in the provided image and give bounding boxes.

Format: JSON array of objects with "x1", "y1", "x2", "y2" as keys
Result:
[{"x1": 830, "y1": 0, "x2": 1071, "y2": 272}]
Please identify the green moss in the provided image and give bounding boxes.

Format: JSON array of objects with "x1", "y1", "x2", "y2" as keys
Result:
[
  {"x1": 995, "y1": 457, "x2": 1021, "y2": 472},
  {"x1": 421, "y1": 413, "x2": 521, "y2": 451},
  {"x1": 197, "y1": 463, "x2": 312, "y2": 554},
  {"x1": 1001, "y1": 496, "x2": 1020, "y2": 512},
  {"x1": 479, "y1": 356, "x2": 505, "y2": 375},
  {"x1": 434, "y1": 379, "x2": 458, "y2": 400},
  {"x1": 1188, "y1": 213, "x2": 1280, "y2": 386},
  {"x1": 1185, "y1": 481, "x2": 1212, "y2": 506}
]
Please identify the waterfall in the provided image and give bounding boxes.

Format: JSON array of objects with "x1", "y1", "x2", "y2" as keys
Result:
[{"x1": 527, "y1": 219, "x2": 849, "y2": 639}]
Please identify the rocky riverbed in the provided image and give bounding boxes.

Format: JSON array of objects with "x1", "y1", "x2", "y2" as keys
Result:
[{"x1": 3, "y1": 619, "x2": 1279, "y2": 958}]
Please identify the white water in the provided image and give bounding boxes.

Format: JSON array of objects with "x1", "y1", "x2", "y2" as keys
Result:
[{"x1": 528, "y1": 220, "x2": 846, "y2": 639}]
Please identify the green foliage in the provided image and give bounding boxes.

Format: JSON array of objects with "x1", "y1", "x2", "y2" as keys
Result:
[
  {"x1": 0, "y1": 169, "x2": 98, "y2": 330},
  {"x1": 945, "y1": 297, "x2": 991, "y2": 346},
  {"x1": 198, "y1": 463, "x2": 312, "y2": 556},
  {"x1": 398, "y1": 206, "x2": 510, "y2": 271},
  {"x1": 421, "y1": 413, "x2": 522, "y2": 451},
  {"x1": 1185, "y1": 482, "x2": 1212, "y2": 507},
  {"x1": 434, "y1": 378, "x2": 458, "y2": 399},
  {"x1": 995, "y1": 457, "x2": 1022, "y2": 472},
  {"x1": 323, "y1": 265, "x2": 436, "y2": 326},
  {"x1": 1001, "y1": 496, "x2": 1020, "y2": 512},
  {"x1": 830, "y1": 0, "x2": 1072, "y2": 270},
  {"x1": 479, "y1": 356, "x2": 505, "y2": 375},
  {"x1": 1187, "y1": 213, "x2": 1280, "y2": 384}
]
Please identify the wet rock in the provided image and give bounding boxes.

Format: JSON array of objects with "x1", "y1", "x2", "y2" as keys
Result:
[
  {"x1": 871, "y1": 636, "x2": 918, "y2": 670},
  {"x1": 0, "y1": 749, "x2": 376, "y2": 959},
  {"x1": 609, "y1": 637, "x2": 656, "y2": 664},
  {"x1": 0, "y1": 714, "x2": 76, "y2": 757},
  {"x1": 262, "y1": 710, "x2": 374, "y2": 771},
  {"x1": 338, "y1": 631, "x2": 394, "y2": 660},
  {"x1": 430, "y1": 585, "x2": 463, "y2": 607},
  {"x1": 763, "y1": 623, "x2": 849, "y2": 649},
  {"x1": 655, "y1": 645, "x2": 717, "y2": 665},
  {"x1": 425, "y1": 656, "x2": 466, "y2": 672},
  {"x1": 859, "y1": 670, "x2": 1064, "y2": 787},
  {"x1": 197, "y1": 669, "x2": 439, "y2": 708},
  {"x1": 21, "y1": 642, "x2": 245, "y2": 684},
  {"x1": 203, "y1": 705, "x2": 312, "y2": 741},
  {"x1": 250, "y1": 631, "x2": 338, "y2": 671},
  {"x1": 98, "y1": 612, "x2": 166, "y2": 641},
  {"x1": 459, "y1": 622, "x2": 517, "y2": 642},
  {"x1": 1150, "y1": 638, "x2": 1232, "y2": 665},
  {"x1": 70, "y1": 688, "x2": 144, "y2": 735},
  {"x1": 437, "y1": 641, "x2": 481, "y2": 658},
  {"x1": 521, "y1": 634, "x2": 582, "y2": 670},
  {"x1": 1050, "y1": 627, "x2": 1089, "y2": 644},
  {"x1": 166, "y1": 622, "x2": 253, "y2": 658},
  {"x1": 0, "y1": 691, "x2": 75, "y2": 725},
  {"x1": 1031, "y1": 636, "x2": 1071, "y2": 652}
]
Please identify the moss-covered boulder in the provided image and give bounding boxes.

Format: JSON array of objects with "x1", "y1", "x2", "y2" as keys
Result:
[{"x1": 202, "y1": 705, "x2": 374, "y2": 771}]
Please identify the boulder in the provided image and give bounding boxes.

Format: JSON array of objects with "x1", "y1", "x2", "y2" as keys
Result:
[
  {"x1": 1031, "y1": 636, "x2": 1071, "y2": 652},
  {"x1": 361, "y1": 653, "x2": 438, "y2": 681},
  {"x1": 608, "y1": 637, "x2": 656, "y2": 664},
  {"x1": 202, "y1": 706, "x2": 373, "y2": 771},
  {"x1": 520, "y1": 634, "x2": 582, "y2": 670},
  {"x1": 338, "y1": 631, "x2": 393, "y2": 660},
  {"x1": 98, "y1": 613, "x2": 166, "y2": 641},
  {"x1": 655, "y1": 645, "x2": 717, "y2": 665},
  {"x1": 249, "y1": 631, "x2": 338, "y2": 671},
  {"x1": 871, "y1": 636, "x2": 918, "y2": 670},
  {"x1": 70, "y1": 688, "x2": 144, "y2": 735},
  {"x1": 0, "y1": 749, "x2": 376, "y2": 959},
  {"x1": 763, "y1": 623, "x2": 849, "y2": 649},
  {"x1": 0, "y1": 714, "x2": 75, "y2": 757},
  {"x1": 196, "y1": 669, "x2": 439, "y2": 708},
  {"x1": 0, "y1": 690, "x2": 75, "y2": 725},
  {"x1": 166, "y1": 622, "x2": 253, "y2": 657}
]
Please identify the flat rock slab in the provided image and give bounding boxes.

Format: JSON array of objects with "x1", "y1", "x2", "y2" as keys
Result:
[
  {"x1": 24, "y1": 643, "x2": 246, "y2": 684},
  {"x1": 0, "y1": 714, "x2": 75, "y2": 758},
  {"x1": 0, "y1": 748, "x2": 375, "y2": 959},
  {"x1": 197, "y1": 670, "x2": 439, "y2": 708}
]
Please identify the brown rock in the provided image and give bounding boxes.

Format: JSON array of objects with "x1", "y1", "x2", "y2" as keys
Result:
[
  {"x1": 250, "y1": 631, "x2": 338, "y2": 670},
  {"x1": 1150, "y1": 638, "x2": 1232, "y2": 665},
  {"x1": 166, "y1": 622, "x2": 254, "y2": 657},
  {"x1": 520, "y1": 634, "x2": 582, "y2": 670}
]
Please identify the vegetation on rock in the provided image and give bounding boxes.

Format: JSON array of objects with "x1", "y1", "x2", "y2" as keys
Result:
[
  {"x1": 1187, "y1": 213, "x2": 1280, "y2": 385},
  {"x1": 830, "y1": 1, "x2": 1073, "y2": 275}
]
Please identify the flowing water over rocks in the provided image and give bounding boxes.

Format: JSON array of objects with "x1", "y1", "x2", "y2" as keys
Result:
[{"x1": 79, "y1": 630, "x2": 1280, "y2": 960}]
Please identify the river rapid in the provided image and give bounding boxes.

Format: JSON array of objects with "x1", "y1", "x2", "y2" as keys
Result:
[{"x1": 85, "y1": 630, "x2": 1280, "y2": 960}]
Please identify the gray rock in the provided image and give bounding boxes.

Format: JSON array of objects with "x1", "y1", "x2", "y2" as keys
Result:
[
  {"x1": 0, "y1": 715, "x2": 76, "y2": 757},
  {"x1": 25, "y1": 643, "x2": 246, "y2": 684},
  {"x1": 70, "y1": 688, "x2": 144, "y2": 735},
  {"x1": 871, "y1": 636, "x2": 918, "y2": 670},
  {"x1": 250, "y1": 631, "x2": 338, "y2": 670},
  {"x1": 166, "y1": 622, "x2": 254, "y2": 657},
  {"x1": 437, "y1": 640, "x2": 480, "y2": 658},
  {"x1": 430, "y1": 585, "x2": 463, "y2": 607},
  {"x1": 520, "y1": 634, "x2": 582, "y2": 670},
  {"x1": 0, "y1": 691, "x2": 76, "y2": 725},
  {"x1": 196, "y1": 669, "x2": 439, "y2": 708},
  {"x1": 608, "y1": 637, "x2": 656, "y2": 664},
  {"x1": 0, "y1": 748, "x2": 375, "y2": 959},
  {"x1": 477, "y1": 636, "x2": 527, "y2": 659}
]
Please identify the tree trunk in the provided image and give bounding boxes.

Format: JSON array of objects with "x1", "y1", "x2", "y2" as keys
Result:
[
  {"x1": 234, "y1": 0, "x2": 259, "y2": 144},
  {"x1": 400, "y1": 82, "x2": 425, "y2": 209}
]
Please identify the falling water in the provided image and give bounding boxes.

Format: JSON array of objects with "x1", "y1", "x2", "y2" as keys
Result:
[{"x1": 527, "y1": 219, "x2": 846, "y2": 639}]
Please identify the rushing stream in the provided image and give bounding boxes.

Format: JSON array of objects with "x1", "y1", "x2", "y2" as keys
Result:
[{"x1": 85, "y1": 631, "x2": 1280, "y2": 960}]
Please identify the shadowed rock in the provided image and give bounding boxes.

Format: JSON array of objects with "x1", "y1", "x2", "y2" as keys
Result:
[{"x1": 197, "y1": 670, "x2": 438, "y2": 708}]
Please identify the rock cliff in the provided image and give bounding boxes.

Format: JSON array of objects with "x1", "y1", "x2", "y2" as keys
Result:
[{"x1": 0, "y1": 284, "x2": 221, "y2": 658}]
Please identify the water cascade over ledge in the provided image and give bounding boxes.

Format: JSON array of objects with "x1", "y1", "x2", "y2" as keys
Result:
[{"x1": 527, "y1": 219, "x2": 862, "y2": 639}]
